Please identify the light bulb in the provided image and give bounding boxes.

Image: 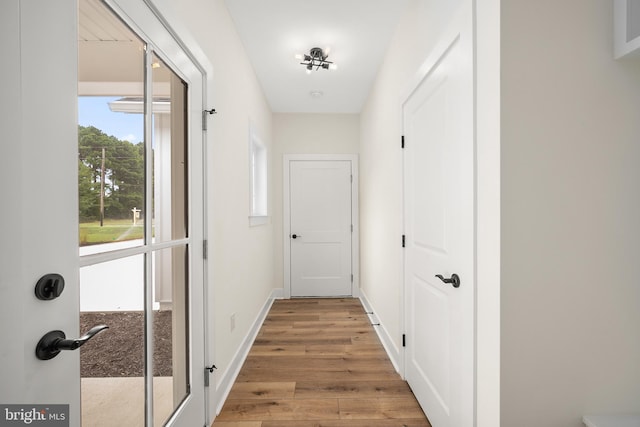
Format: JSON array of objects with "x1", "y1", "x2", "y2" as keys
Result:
[
  {"x1": 294, "y1": 53, "x2": 304, "y2": 60},
  {"x1": 329, "y1": 63, "x2": 338, "y2": 71}
]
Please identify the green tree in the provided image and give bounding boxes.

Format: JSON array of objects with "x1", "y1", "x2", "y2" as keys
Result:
[
  {"x1": 78, "y1": 159, "x2": 99, "y2": 221},
  {"x1": 78, "y1": 125, "x2": 144, "y2": 221}
]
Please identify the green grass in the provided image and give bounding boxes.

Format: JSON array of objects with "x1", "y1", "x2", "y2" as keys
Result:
[{"x1": 79, "y1": 219, "x2": 145, "y2": 246}]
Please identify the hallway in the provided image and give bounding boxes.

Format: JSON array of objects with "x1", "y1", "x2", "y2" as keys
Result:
[{"x1": 214, "y1": 298, "x2": 431, "y2": 426}]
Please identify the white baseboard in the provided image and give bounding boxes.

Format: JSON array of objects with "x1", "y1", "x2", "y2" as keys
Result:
[
  {"x1": 359, "y1": 290, "x2": 403, "y2": 375},
  {"x1": 213, "y1": 288, "x2": 281, "y2": 414},
  {"x1": 271, "y1": 287, "x2": 284, "y2": 299}
]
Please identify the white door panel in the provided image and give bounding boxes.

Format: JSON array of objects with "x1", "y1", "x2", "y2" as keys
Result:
[
  {"x1": 403, "y1": 3, "x2": 475, "y2": 426},
  {"x1": 413, "y1": 276, "x2": 451, "y2": 403},
  {"x1": 289, "y1": 160, "x2": 353, "y2": 297},
  {"x1": 0, "y1": 0, "x2": 80, "y2": 422}
]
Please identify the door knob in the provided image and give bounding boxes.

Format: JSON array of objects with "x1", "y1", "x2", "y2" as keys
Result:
[
  {"x1": 291, "y1": 234, "x2": 301, "y2": 239},
  {"x1": 36, "y1": 325, "x2": 109, "y2": 360},
  {"x1": 34, "y1": 273, "x2": 65, "y2": 300},
  {"x1": 435, "y1": 273, "x2": 461, "y2": 288}
]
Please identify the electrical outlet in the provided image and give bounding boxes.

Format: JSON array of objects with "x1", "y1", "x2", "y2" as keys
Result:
[{"x1": 230, "y1": 313, "x2": 236, "y2": 332}]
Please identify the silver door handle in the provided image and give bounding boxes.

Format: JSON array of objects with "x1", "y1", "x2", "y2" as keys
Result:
[{"x1": 36, "y1": 325, "x2": 109, "y2": 360}]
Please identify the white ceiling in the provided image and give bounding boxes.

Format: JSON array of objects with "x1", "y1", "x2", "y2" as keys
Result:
[
  {"x1": 224, "y1": 0, "x2": 409, "y2": 113},
  {"x1": 78, "y1": 0, "x2": 144, "y2": 85}
]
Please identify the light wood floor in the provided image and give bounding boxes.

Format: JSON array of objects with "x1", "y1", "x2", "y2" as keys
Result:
[{"x1": 214, "y1": 298, "x2": 431, "y2": 427}]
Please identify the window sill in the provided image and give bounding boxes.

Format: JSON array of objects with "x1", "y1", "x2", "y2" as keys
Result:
[{"x1": 249, "y1": 215, "x2": 270, "y2": 227}]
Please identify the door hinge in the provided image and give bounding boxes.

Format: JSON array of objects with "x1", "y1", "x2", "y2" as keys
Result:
[
  {"x1": 401, "y1": 135, "x2": 405, "y2": 149},
  {"x1": 203, "y1": 239, "x2": 208, "y2": 260},
  {"x1": 204, "y1": 365, "x2": 217, "y2": 387},
  {"x1": 202, "y1": 108, "x2": 217, "y2": 131},
  {"x1": 351, "y1": 274, "x2": 354, "y2": 283},
  {"x1": 402, "y1": 334, "x2": 406, "y2": 347},
  {"x1": 351, "y1": 224, "x2": 354, "y2": 232},
  {"x1": 350, "y1": 174, "x2": 353, "y2": 183},
  {"x1": 402, "y1": 235, "x2": 406, "y2": 248}
]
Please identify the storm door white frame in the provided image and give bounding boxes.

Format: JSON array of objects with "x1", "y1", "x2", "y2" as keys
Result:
[{"x1": 78, "y1": 0, "x2": 210, "y2": 425}]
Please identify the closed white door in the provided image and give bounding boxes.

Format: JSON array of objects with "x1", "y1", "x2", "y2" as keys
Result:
[
  {"x1": 0, "y1": 1, "x2": 208, "y2": 426},
  {"x1": 403, "y1": 3, "x2": 475, "y2": 427},
  {"x1": 288, "y1": 159, "x2": 353, "y2": 297}
]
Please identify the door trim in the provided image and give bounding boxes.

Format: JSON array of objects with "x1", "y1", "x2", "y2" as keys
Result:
[{"x1": 283, "y1": 154, "x2": 359, "y2": 299}]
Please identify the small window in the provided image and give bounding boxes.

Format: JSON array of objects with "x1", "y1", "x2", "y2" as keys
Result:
[{"x1": 249, "y1": 124, "x2": 268, "y2": 225}]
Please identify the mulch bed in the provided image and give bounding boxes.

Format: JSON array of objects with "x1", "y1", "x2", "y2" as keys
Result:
[{"x1": 80, "y1": 311, "x2": 172, "y2": 377}]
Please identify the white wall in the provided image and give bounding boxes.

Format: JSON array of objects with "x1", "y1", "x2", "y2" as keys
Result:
[
  {"x1": 165, "y1": 0, "x2": 276, "y2": 396},
  {"x1": 272, "y1": 113, "x2": 360, "y2": 289},
  {"x1": 501, "y1": 1, "x2": 640, "y2": 425}
]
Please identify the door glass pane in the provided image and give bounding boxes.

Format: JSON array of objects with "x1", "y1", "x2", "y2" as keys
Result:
[
  {"x1": 78, "y1": 2, "x2": 196, "y2": 426},
  {"x1": 151, "y1": 53, "x2": 188, "y2": 243},
  {"x1": 78, "y1": 0, "x2": 146, "y2": 252},
  {"x1": 78, "y1": 2, "x2": 147, "y2": 426},
  {"x1": 152, "y1": 245, "x2": 190, "y2": 426},
  {"x1": 79, "y1": 256, "x2": 145, "y2": 426}
]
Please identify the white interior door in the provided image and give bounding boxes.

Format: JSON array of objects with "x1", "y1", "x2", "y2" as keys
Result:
[
  {"x1": 1, "y1": 0, "x2": 81, "y2": 424},
  {"x1": 287, "y1": 159, "x2": 354, "y2": 297},
  {"x1": 0, "y1": 1, "x2": 207, "y2": 426},
  {"x1": 403, "y1": 3, "x2": 475, "y2": 427}
]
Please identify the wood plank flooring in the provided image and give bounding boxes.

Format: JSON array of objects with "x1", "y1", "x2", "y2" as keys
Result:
[{"x1": 214, "y1": 298, "x2": 431, "y2": 427}]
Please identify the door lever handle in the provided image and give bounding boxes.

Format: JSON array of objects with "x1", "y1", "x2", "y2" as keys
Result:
[
  {"x1": 291, "y1": 234, "x2": 301, "y2": 239},
  {"x1": 36, "y1": 325, "x2": 109, "y2": 360},
  {"x1": 435, "y1": 274, "x2": 461, "y2": 288}
]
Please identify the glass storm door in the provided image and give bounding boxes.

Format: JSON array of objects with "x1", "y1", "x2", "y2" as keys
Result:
[
  {"x1": 1, "y1": 1, "x2": 205, "y2": 425},
  {"x1": 77, "y1": 1, "x2": 206, "y2": 426}
]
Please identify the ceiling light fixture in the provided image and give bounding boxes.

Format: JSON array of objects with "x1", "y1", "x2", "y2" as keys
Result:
[{"x1": 296, "y1": 47, "x2": 337, "y2": 74}]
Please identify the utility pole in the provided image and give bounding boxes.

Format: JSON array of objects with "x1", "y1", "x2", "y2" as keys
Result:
[{"x1": 100, "y1": 147, "x2": 105, "y2": 227}]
